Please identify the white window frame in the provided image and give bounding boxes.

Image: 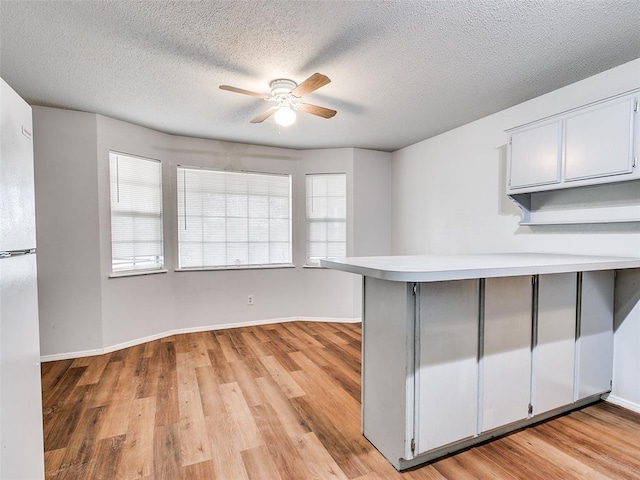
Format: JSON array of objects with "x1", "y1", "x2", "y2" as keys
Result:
[
  {"x1": 176, "y1": 166, "x2": 293, "y2": 270},
  {"x1": 305, "y1": 172, "x2": 347, "y2": 267},
  {"x1": 109, "y1": 151, "x2": 165, "y2": 276}
]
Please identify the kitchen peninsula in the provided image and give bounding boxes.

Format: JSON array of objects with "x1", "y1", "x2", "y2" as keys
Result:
[{"x1": 321, "y1": 253, "x2": 640, "y2": 470}]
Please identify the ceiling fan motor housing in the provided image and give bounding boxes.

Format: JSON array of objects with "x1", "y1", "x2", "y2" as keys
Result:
[{"x1": 270, "y1": 79, "x2": 298, "y2": 98}]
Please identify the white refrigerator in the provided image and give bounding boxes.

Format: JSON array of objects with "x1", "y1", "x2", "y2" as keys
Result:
[{"x1": 0, "y1": 77, "x2": 45, "y2": 479}]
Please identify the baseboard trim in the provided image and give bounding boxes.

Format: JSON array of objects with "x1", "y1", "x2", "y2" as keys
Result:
[
  {"x1": 40, "y1": 316, "x2": 361, "y2": 362},
  {"x1": 606, "y1": 394, "x2": 640, "y2": 414},
  {"x1": 41, "y1": 347, "x2": 107, "y2": 362}
]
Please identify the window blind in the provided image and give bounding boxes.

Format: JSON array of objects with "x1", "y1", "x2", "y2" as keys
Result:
[
  {"x1": 306, "y1": 173, "x2": 347, "y2": 266},
  {"x1": 109, "y1": 152, "x2": 164, "y2": 273},
  {"x1": 177, "y1": 167, "x2": 292, "y2": 269}
]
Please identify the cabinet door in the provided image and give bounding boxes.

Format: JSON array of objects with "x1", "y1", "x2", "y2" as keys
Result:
[
  {"x1": 576, "y1": 271, "x2": 614, "y2": 399},
  {"x1": 564, "y1": 97, "x2": 635, "y2": 182},
  {"x1": 533, "y1": 273, "x2": 576, "y2": 415},
  {"x1": 416, "y1": 280, "x2": 479, "y2": 453},
  {"x1": 509, "y1": 120, "x2": 562, "y2": 190},
  {"x1": 482, "y1": 276, "x2": 532, "y2": 432}
]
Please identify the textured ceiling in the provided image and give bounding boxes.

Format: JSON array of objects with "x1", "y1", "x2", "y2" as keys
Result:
[{"x1": 1, "y1": 1, "x2": 639, "y2": 152}]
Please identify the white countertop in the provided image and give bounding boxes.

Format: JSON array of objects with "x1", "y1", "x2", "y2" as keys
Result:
[{"x1": 320, "y1": 253, "x2": 640, "y2": 282}]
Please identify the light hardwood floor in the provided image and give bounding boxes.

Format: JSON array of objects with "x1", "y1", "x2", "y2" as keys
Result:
[{"x1": 41, "y1": 321, "x2": 640, "y2": 479}]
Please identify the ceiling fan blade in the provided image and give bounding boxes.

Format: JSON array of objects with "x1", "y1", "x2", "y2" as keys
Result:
[
  {"x1": 250, "y1": 106, "x2": 278, "y2": 123},
  {"x1": 220, "y1": 85, "x2": 268, "y2": 99},
  {"x1": 298, "y1": 103, "x2": 337, "y2": 119},
  {"x1": 291, "y1": 73, "x2": 331, "y2": 97}
]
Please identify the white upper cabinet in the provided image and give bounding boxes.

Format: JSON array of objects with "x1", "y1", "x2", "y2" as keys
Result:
[
  {"x1": 509, "y1": 120, "x2": 562, "y2": 189},
  {"x1": 506, "y1": 90, "x2": 639, "y2": 195},
  {"x1": 506, "y1": 90, "x2": 640, "y2": 225},
  {"x1": 564, "y1": 97, "x2": 636, "y2": 182}
]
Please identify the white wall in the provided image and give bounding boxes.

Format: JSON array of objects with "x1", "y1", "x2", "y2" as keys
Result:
[
  {"x1": 390, "y1": 58, "x2": 640, "y2": 410},
  {"x1": 34, "y1": 111, "x2": 392, "y2": 358},
  {"x1": 353, "y1": 149, "x2": 392, "y2": 257},
  {"x1": 296, "y1": 148, "x2": 359, "y2": 320},
  {"x1": 96, "y1": 116, "x2": 314, "y2": 349},
  {"x1": 352, "y1": 148, "x2": 393, "y2": 318},
  {"x1": 95, "y1": 115, "x2": 175, "y2": 349},
  {"x1": 613, "y1": 269, "x2": 640, "y2": 411},
  {"x1": 33, "y1": 107, "x2": 103, "y2": 355},
  {"x1": 298, "y1": 148, "x2": 393, "y2": 319}
]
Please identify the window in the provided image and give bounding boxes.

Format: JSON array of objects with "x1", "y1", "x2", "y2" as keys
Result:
[
  {"x1": 109, "y1": 152, "x2": 164, "y2": 273},
  {"x1": 177, "y1": 167, "x2": 292, "y2": 269},
  {"x1": 306, "y1": 173, "x2": 347, "y2": 266}
]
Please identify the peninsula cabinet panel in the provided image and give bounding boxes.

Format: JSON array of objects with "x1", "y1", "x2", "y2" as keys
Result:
[
  {"x1": 362, "y1": 277, "x2": 414, "y2": 464},
  {"x1": 576, "y1": 270, "x2": 615, "y2": 400},
  {"x1": 533, "y1": 273, "x2": 577, "y2": 415},
  {"x1": 482, "y1": 276, "x2": 532, "y2": 432},
  {"x1": 416, "y1": 280, "x2": 479, "y2": 454}
]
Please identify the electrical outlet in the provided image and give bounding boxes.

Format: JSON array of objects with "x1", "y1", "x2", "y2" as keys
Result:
[{"x1": 247, "y1": 295, "x2": 254, "y2": 305}]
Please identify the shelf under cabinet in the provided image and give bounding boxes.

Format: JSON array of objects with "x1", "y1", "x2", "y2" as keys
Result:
[{"x1": 510, "y1": 179, "x2": 640, "y2": 226}]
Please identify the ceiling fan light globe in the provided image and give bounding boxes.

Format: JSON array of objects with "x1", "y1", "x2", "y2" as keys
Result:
[{"x1": 274, "y1": 106, "x2": 296, "y2": 127}]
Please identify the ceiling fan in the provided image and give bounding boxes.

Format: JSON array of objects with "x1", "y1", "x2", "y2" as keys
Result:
[{"x1": 220, "y1": 73, "x2": 337, "y2": 127}]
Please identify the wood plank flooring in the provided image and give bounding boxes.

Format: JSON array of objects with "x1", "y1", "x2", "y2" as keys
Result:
[{"x1": 41, "y1": 321, "x2": 640, "y2": 479}]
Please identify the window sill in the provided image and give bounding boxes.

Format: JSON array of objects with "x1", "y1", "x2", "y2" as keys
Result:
[
  {"x1": 109, "y1": 269, "x2": 168, "y2": 278},
  {"x1": 175, "y1": 264, "x2": 296, "y2": 272},
  {"x1": 303, "y1": 264, "x2": 327, "y2": 269}
]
